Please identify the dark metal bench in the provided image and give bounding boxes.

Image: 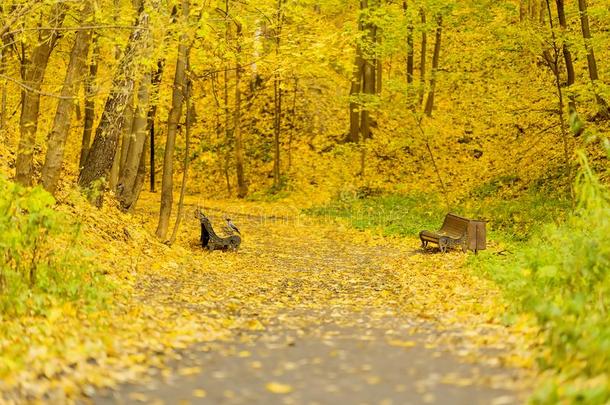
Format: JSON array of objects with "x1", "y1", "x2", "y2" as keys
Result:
[
  {"x1": 195, "y1": 209, "x2": 241, "y2": 251},
  {"x1": 420, "y1": 213, "x2": 469, "y2": 253}
]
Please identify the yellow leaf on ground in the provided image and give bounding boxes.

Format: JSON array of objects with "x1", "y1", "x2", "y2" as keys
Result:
[
  {"x1": 265, "y1": 382, "x2": 293, "y2": 394},
  {"x1": 193, "y1": 388, "x2": 207, "y2": 398},
  {"x1": 178, "y1": 366, "x2": 202, "y2": 376}
]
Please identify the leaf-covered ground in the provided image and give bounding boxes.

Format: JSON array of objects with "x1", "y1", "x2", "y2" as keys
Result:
[{"x1": 1, "y1": 193, "x2": 538, "y2": 403}]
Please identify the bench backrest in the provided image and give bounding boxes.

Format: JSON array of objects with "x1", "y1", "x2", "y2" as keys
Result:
[{"x1": 439, "y1": 213, "x2": 470, "y2": 238}]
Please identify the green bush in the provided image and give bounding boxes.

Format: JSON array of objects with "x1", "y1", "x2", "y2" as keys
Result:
[
  {"x1": 0, "y1": 176, "x2": 108, "y2": 316},
  {"x1": 473, "y1": 153, "x2": 610, "y2": 404}
]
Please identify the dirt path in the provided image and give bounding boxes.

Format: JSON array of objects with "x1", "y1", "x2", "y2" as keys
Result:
[{"x1": 90, "y1": 200, "x2": 532, "y2": 404}]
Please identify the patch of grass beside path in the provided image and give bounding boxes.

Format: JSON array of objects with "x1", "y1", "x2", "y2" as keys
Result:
[{"x1": 305, "y1": 157, "x2": 610, "y2": 404}]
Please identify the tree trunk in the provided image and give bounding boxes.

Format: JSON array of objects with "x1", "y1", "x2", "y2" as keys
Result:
[
  {"x1": 0, "y1": 42, "x2": 7, "y2": 135},
  {"x1": 156, "y1": 0, "x2": 189, "y2": 239},
  {"x1": 148, "y1": 59, "x2": 166, "y2": 193},
  {"x1": 78, "y1": 9, "x2": 148, "y2": 204},
  {"x1": 41, "y1": 1, "x2": 93, "y2": 194},
  {"x1": 15, "y1": 4, "x2": 66, "y2": 186},
  {"x1": 168, "y1": 74, "x2": 192, "y2": 245},
  {"x1": 544, "y1": 0, "x2": 573, "y2": 201},
  {"x1": 118, "y1": 63, "x2": 151, "y2": 210},
  {"x1": 577, "y1": 0, "x2": 610, "y2": 120},
  {"x1": 235, "y1": 23, "x2": 248, "y2": 198},
  {"x1": 79, "y1": 35, "x2": 99, "y2": 169},
  {"x1": 424, "y1": 15, "x2": 442, "y2": 117},
  {"x1": 272, "y1": 0, "x2": 284, "y2": 189},
  {"x1": 555, "y1": 0, "x2": 576, "y2": 113},
  {"x1": 404, "y1": 1, "x2": 414, "y2": 85},
  {"x1": 348, "y1": 6, "x2": 365, "y2": 143},
  {"x1": 418, "y1": 8, "x2": 426, "y2": 105},
  {"x1": 360, "y1": 0, "x2": 376, "y2": 141}
]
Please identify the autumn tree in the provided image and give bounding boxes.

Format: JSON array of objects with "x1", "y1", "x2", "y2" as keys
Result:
[
  {"x1": 156, "y1": 0, "x2": 190, "y2": 239},
  {"x1": 15, "y1": 3, "x2": 67, "y2": 186}
]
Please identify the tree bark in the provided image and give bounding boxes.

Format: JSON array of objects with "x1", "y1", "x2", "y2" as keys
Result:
[
  {"x1": 418, "y1": 8, "x2": 426, "y2": 105},
  {"x1": 555, "y1": 0, "x2": 576, "y2": 113},
  {"x1": 272, "y1": 0, "x2": 284, "y2": 189},
  {"x1": 118, "y1": 65, "x2": 151, "y2": 210},
  {"x1": 577, "y1": 0, "x2": 610, "y2": 120},
  {"x1": 41, "y1": 1, "x2": 93, "y2": 194},
  {"x1": 78, "y1": 9, "x2": 148, "y2": 204},
  {"x1": 169, "y1": 74, "x2": 192, "y2": 245},
  {"x1": 0, "y1": 42, "x2": 7, "y2": 135},
  {"x1": 15, "y1": 4, "x2": 66, "y2": 186},
  {"x1": 424, "y1": 15, "x2": 442, "y2": 117},
  {"x1": 156, "y1": 0, "x2": 189, "y2": 239},
  {"x1": 404, "y1": 1, "x2": 414, "y2": 85},
  {"x1": 348, "y1": 5, "x2": 365, "y2": 143},
  {"x1": 235, "y1": 22, "x2": 248, "y2": 198},
  {"x1": 148, "y1": 59, "x2": 166, "y2": 193},
  {"x1": 79, "y1": 35, "x2": 99, "y2": 169}
]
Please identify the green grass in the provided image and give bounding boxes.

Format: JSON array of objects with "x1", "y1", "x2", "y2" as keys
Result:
[{"x1": 305, "y1": 192, "x2": 446, "y2": 237}]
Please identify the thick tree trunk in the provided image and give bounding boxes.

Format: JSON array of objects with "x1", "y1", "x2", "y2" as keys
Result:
[
  {"x1": 78, "y1": 10, "x2": 148, "y2": 204},
  {"x1": 41, "y1": 1, "x2": 93, "y2": 194},
  {"x1": 118, "y1": 69, "x2": 151, "y2": 210},
  {"x1": 156, "y1": 0, "x2": 189, "y2": 239},
  {"x1": 235, "y1": 23, "x2": 248, "y2": 198},
  {"x1": 15, "y1": 4, "x2": 66, "y2": 186},
  {"x1": 424, "y1": 15, "x2": 442, "y2": 117},
  {"x1": 79, "y1": 35, "x2": 99, "y2": 168},
  {"x1": 577, "y1": 0, "x2": 610, "y2": 120}
]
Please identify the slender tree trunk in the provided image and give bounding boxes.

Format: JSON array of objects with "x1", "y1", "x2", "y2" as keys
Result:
[
  {"x1": 288, "y1": 78, "x2": 298, "y2": 170},
  {"x1": 418, "y1": 8, "x2": 427, "y2": 105},
  {"x1": 168, "y1": 72, "x2": 192, "y2": 245},
  {"x1": 360, "y1": 0, "x2": 375, "y2": 141},
  {"x1": 544, "y1": 0, "x2": 573, "y2": 201},
  {"x1": 80, "y1": 35, "x2": 99, "y2": 168},
  {"x1": 0, "y1": 44, "x2": 7, "y2": 135},
  {"x1": 148, "y1": 60, "x2": 166, "y2": 192},
  {"x1": 15, "y1": 4, "x2": 66, "y2": 186},
  {"x1": 404, "y1": 1, "x2": 414, "y2": 85},
  {"x1": 118, "y1": 98, "x2": 135, "y2": 175},
  {"x1": 235, "y1": 23, "x2": 248, "y2": 198},
  {"x1": 156, "y1": 0, "x2": 189, "y2": 239},
  {"x1": 555, "y1": 0, "x2": 576, "y2": 114},
  {"x1": 78, "y1": 9, "x2": 148, "y2": 204},
  {"x1": 577, "y1": 0, "x2": 610, "y2": 120},
  {"x1": 272, "y1": 0, "x2": 284, "y2": 189},
  {"x1": 348, "y1": 8, "x2": 364, "y2": 143},
  {"x1": 41, "y1": 1, "x2": 93, "y2": 194},
  {"x1": 424, "y1": 15, "x2": 442, "y2": 117}
]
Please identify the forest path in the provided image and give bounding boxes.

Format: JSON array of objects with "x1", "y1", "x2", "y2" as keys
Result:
[{"x1": 92, "y1": 198, "x2": 533, "y2": 404}]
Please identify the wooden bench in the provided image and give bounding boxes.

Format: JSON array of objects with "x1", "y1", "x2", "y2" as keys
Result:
[
  {"x1": 419, "y1": 213, "x2": 469, "y2": 253},
  {"x1": 195, "y1": 209, "x2": 241, "y2": 251}
]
